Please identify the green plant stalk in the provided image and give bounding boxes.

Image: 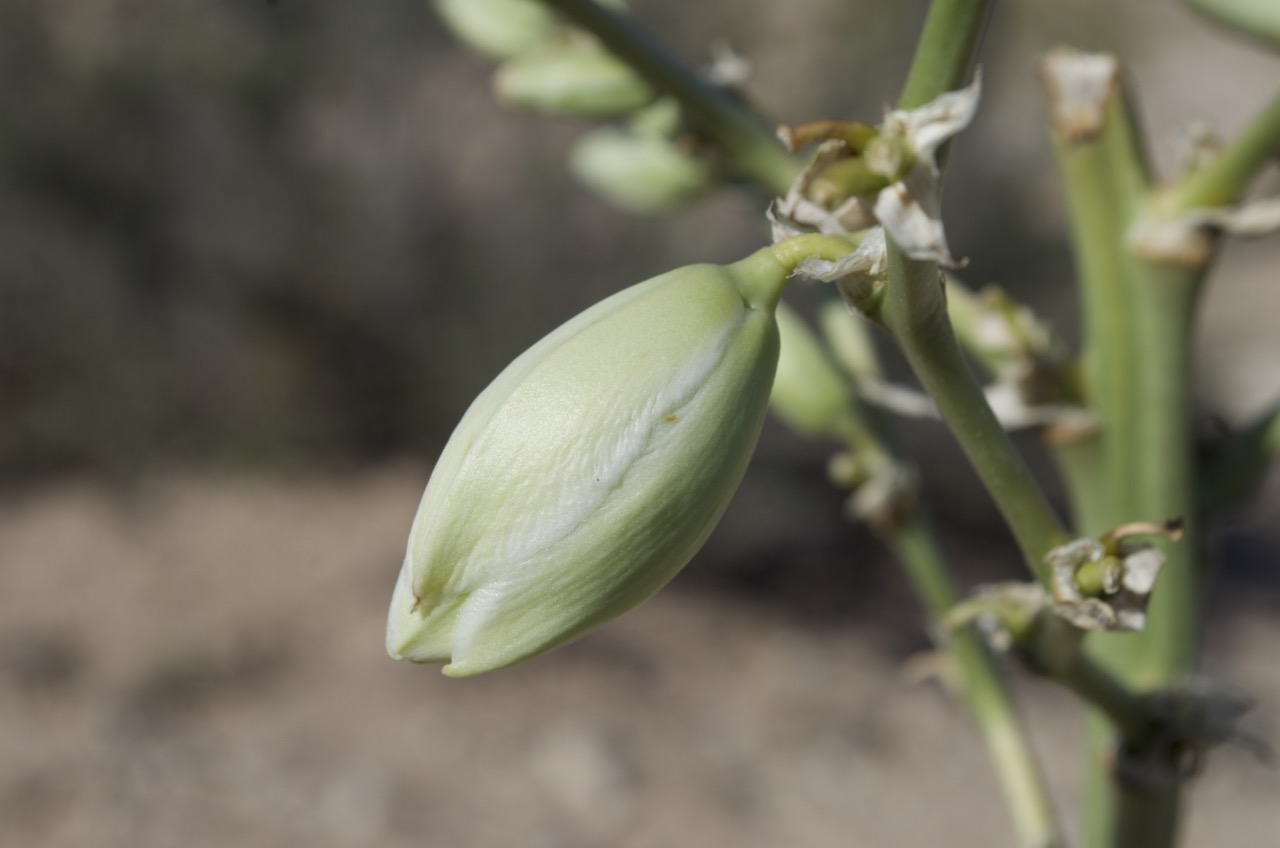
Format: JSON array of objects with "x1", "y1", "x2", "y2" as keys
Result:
[
  {"x1": 901, "y1": 22, "x2": 1192, "y2": 844},
  {"x1": 897, "y1": 0, "x2": 994, "y2": 110},
  {"x1": 536, "y1": 0, "x2": 798, "y2": 193},
  {"x1": 1083, "y1": 263, "x2": 1204, "y2": 848},
  {"x1": 1040, "y1": 58, "x2": 1151, "y2": 846},
  {"x1": 1029, "y1": 615, "x2": 1154, "y2": 744},
  {"x1": 877, "y1": 246, "x2": 1070, "y2": 578},
  {"x1": 884, "y1": 517, "x2": 1063, "y2": 848},
  {"x1": 1166, "y1": 88, "x2": 1280, "y2": 212},
  {"x1": 1049, "y1": 94, "x2": 1150, "y2": 526},
  {"x1": 873, "y1": 247, "x2": 1157, "y2": 751},
  {"x1": 1049, "y1": 436, "x2": 1110, "y2": 538},
  {"x1": 1080, "y1": 709, "x2": 1180, "y2": 848},
  {"x1": 1126, "y1": 270, "x2": 1202, "y2": 681},
  {"x1": 817, "y1": 318, "x2": 1063, "y2": 847},
  {"x1": 1043, "y1": 54, "x2": 1217, "y2": 848},
  {"x1": 877, "y1": 0, "x2": 1068, "y2": 574},
  {"x1": 878, "y1": 8, "x2": 1077, "y2": 835}
]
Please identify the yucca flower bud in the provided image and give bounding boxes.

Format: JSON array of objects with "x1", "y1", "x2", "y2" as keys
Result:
[
  {"x1": 769, "y1": 302, "x2": 856, "y2": 439},
  {"x1": 493, "y1": 40, "x2": 654, "y2": 117},
  {"x1": 433, "y1": 0, "x2": 560, "y2": 60},
  {"x1": 568, "y1": 125, "x2": 713, "y2": 214},
  {"x1": 388, "y1": 245, "x2": 816, "y2": 676}
]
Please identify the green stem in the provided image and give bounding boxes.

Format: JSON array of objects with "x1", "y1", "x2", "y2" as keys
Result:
[
  {"x1": 1042, "y1": 49, "x2": 1212, "y2": 848},
  {"x1": 1029, "y1": 617, "x2": 1153, "y2": 745},
  {"x1": 897, "y1": 0, "x2": 995, "y2": 110},
  {"x1": 1024, "y1": 614, "x2": 1172, "y2": 848},
  {"x1": 878, "y1": 246, "x2": 1069, "y2": 579},
  {"x1": 805, "y1": 301, "x2": 1062, "y2": 846},
  {"x1": 1078, "y1": 265, "x2": 1202, "y2": 848},
  {"x1": 1045, "y1": 53, "x2": 1152, "y2": 528},
  {"x1": 1125, "y1": 270, "x2": 1201, "y2": 682},
  {"x1": 1166, "y1": 88, "x2": 1280, "y2": 212},
  {"x1": 1048, "y1": 435, "x2": 1108, "y2": 536},
  {"x1": 885, "y1": 519, "x2": 1064, "y2": 848},
  {"x1": 536, "y1": 0, "x2": 799, "y2": 193},
  {"x1": 874, "y1": 0, "x2": 1068, "y2": 576}
]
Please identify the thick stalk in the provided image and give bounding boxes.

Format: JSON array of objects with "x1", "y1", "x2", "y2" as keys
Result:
[
  {"x1": 1082, "y1": 264, "x2": 1203, "y2": 848},
  {"x1": 1126, "y1": 272, "x2": 1201, "y2": 682},
  {"x1": 1042, "y1": 50, "x2": 1213, "y2": 848},
  {"x1": 1043, "y1": 52, "x2": 1152, "y2": 527},
  {"x1": 1029, "y1": 616, "x2": 1153, "y2": 745},
  {"x1": 536, "y1": 0, "x2": 798, "y2": 193}
]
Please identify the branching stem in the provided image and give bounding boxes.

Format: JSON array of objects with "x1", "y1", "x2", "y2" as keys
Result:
[
  {"x1": 1166, "y1": 88, "x2": 1280, "y2": 212},
  {"x1": 536, "y1": 0, "x2": 799, "y2": 193}
]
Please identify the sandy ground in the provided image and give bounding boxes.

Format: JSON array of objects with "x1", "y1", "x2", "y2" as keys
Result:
[{"x1": 1, "y1": 467, "x2": 1277, "y2": 848}]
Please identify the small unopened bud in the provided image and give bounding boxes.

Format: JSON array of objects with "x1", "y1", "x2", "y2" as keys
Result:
[
  {"x1": 1043, "y1": 523, "x2": 1178, "y2": 632},
  {"x1": 494, "y1": 41, "x2": 654, "y2": 117},
  {"x1": 569, "y1": 126, "x2": 712, "y2": 214},
  {"x1": 388, "y1": 247, "x2": 797, "y2": 676},
  {"x1": 434, "y1": 0, "x2": 560, "y2": 60},
  {"x1": 816, "y1": 300, "x2": 882, "y2": 383},
  {"x1": 826, "y1": 450, "x2": 867, "y2": 488},
  {"x1": 769, "y1": 302, "x2": 855, "y2": 439}
]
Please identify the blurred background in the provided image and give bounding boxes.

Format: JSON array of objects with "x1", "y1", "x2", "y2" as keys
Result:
[{"x1": 2, "y1": 0, "x2": 1278, "y2": 845}]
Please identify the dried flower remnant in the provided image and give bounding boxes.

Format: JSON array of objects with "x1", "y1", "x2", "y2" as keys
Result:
[{"x1": 771, "y1": 75, "x2": 983, "y2": 271}]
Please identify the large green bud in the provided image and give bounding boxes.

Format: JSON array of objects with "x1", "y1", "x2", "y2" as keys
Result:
[{"x1": 388, "y1": 247, "x2": 795, "y2": 676}]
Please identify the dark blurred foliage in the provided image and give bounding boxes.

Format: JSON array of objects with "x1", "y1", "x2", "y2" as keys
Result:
[
  {"x1": 1, "y1": 0, "x2": 1274, "y2": 490},
  {"x1": 1, "y1": 1, "x2": 457, "y2": 475},
  {"x1": 0, "y1": 0, "x2": 920, "y2": 479}
]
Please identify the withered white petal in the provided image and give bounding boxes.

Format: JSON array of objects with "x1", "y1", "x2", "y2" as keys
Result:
[
  {"x1": 1129, "y1": 195, "x2": 1280, "y2": 265},
  {"x1": 795, "y1": 227, "x2": 887, "y2": 283},
  {"x1": 872, "y1": 179, "x2": 960, "y2": 266},
  {"x1": 882, "y1": 71, "x2": 983, "y2": 166}
]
